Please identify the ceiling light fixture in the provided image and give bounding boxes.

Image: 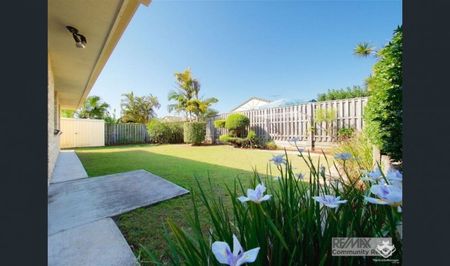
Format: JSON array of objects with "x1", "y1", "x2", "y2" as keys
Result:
[{"x1": 66, "y1": 26, "x2": 87, "y2": 48}]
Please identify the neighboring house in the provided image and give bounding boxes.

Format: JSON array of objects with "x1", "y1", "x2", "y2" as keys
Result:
[
  {"x1": 160, "y1": 116, "x2": 186, "y2": 122},
  {"x1": 230, "y1": 97, "x2": 272, "y2": 112},
  {"x1": 47, "y1": 0, "x2": 150, "y2": 182},
  {"x1": 230, "y1": 97, "x2": 315, "y2": 113}
]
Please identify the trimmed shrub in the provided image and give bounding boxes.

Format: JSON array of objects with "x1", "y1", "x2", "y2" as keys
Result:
[
  {"x1": 183, "y1": 122, "x2": 206, "y2": 145},
  {"x1": 147, "y1": 119, "x2": 184, "y2": 144},
  {"x1": 225, "y1": 113, "x2": 249, "y2": 137},
  {"x1": 244, "y1": 130, "x2": 261, "y2": 148},
  {"x1": 220, "y1": 130, "x2": 262, "y2": 149},
  {"x1": 213, "y1": 119, "x2": 226, "y2": 129},
  {"x1": 219, "y1": 134, "x2": 244, "y2": 147},
  {"x1": 364, "y1": 27, "x2": 402, "y2": 161},
  {"x1": 264, "y1": 140, "x2": 277, "y2": 150}
]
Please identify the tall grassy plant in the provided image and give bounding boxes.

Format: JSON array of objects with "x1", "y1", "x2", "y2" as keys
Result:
[
  {"x1": 144, "y1": 150, "x2": 402, "y2": 265},
  {"x1": 333, "y1": 131, "x2": 373, "y2": 181}
]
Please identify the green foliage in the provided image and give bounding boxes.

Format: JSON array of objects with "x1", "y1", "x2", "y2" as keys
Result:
[
  {"x1": 147, "y1": 119, "x2": 184, "y2": 144},
  {"x1": 314, "y1": 108, "x2": 336, "y2": 124},
  {"x1": 76, "y1": 96, "x2": 110, "y2": 119},
  {"x1": 225, "y1": 113, "x2": 250, "y2": 137},
  {"x1": 104, "y1": 109, "x2": 119, "y2": 124},
  {"x1": 264, "y1": 140, "x2": 277, "y2": 150},
  {"x1": 317, "y1": 86, "x2": 369, "y2": 101},
  {"x1": 353, "y1": 42, "x2": 375, "y2": 57},
  {"x1": 363, "y1": 27, "x2": 402, "y2": 161},
  {"x1": 147, "y1": 152, "x2": 402, "y2": 265},
  {"x1": 337, "y1": 127, "x2": 355, "y2": 141},
  {"x1": 121, "y1": 92, "x2": 160, "y2": 124},
  {"x1": 61, "y1": 109, "x2": 75, "y2": 118},
  {"x1": 183, "y1": 122, "x2": 206, "y2": 145},
  {"x1": 220, "y1": 130, "x2": 262, "y2": 149},
  {"x1": 168, "y1": 69, "x2": 218, "y2": 121},
  {"x1": 213, "y1": 119, "x2": 226, "y2": 129},
  {"x1": 334, "y1": 131, "x2": 374, "y2": 180},
  {"x1": 219, "y1": 134, "x2": 244, "y2": 147},
  {"x1": 244, "y1": 130, "x2": 261, "y2": 148}
]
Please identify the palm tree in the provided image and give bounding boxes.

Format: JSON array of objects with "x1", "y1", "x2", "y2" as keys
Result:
[
  {"x1": 168, "y1": 68, "x2": 218, "y2": 121},
  {"x1": 353, "y1": 42, "x2": 375, "y2": 57},
  {"x1": 121, "y1": 92, "x2": 160, "y2": 124},
  {"x1": 77, "y1": 96, "x2": 110, "y2": 119}
]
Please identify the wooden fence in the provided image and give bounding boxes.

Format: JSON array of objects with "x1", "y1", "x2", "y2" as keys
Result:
[
  {"x1": 206, "y1": 97, "x2": 368, "y2": 148},
  {"x1": 105, "y1": 123, "x2": 149, "y2": 145}
]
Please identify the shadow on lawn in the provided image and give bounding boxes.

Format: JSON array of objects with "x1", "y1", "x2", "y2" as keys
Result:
[
  {"x1": 75, "y1": 148, "x2": 269, "y2": 262},
  {"x1": 75, "y1": 147, "x2": 276, "y2": 188}
]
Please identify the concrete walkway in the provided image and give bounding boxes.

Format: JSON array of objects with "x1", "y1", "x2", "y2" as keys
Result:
[
  {"x1": 50, "y1": 150, "x2": 88, "y2": 183},
  {"x1": 48, "y1": 151, "x2": 189, "y2": 266},
  {"x1": 49, "y1": 169, "x2": 189, "y2": 235},
  {"x1": 48, "y1": 218, "x2": 137, "y2": 266}
]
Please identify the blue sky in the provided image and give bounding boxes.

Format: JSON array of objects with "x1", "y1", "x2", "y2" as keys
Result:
[{"x1": 90, "y1": 0, "x2": 402, "y2": 117}]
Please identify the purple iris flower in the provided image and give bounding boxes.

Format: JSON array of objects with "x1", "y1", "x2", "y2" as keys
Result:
[
  {"x1": 212, "y1": 234, "x2": 260, "y2": 266},
  {"x1": 313, "y1": 195, "x2": 348, "y2": 208},
  {"x1": 365, "y1": 184, "x2": 402, "y2": 206},
  {"x1": 238, "y1": 183, "x2": 272, "y2": 204}
]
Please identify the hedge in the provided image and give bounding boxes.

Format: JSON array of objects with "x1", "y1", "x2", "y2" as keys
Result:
[
  {"x1": 147, "y1": 120, "x2": 184, "y2": 144},
  {"x1": 364, "y1": 27, "x2": 402, "y2": 161},
  {"x1": 183, "y1": 122, "x2": 206, "y2": 145}
]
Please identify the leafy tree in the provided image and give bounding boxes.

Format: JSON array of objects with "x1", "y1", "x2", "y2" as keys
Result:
[
  {"x1": 104, "y1": 109, "x2": 119, "y2": 124},
  {"x1": 360, "y1": 26, "x2": 402, "y2": 161},
  {"x1": 61, "y1": 109, "x2": 76, "y2": 118},
  {"x1": 120, "y1": 92, "x2": 160, "y2": 124},
  {"x1": 76, "y1": 96, "x2": 110, "y2": 119},
  {"x1": 168, "y1": 68, "x2": 218, "y2": 121},
  {"x1": 317, "y1": 86, "x2": 369, "y2": 101}
]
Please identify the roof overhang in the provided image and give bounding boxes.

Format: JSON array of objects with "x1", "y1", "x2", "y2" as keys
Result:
[{"x1": 48, "y1": 0, "x2": 150, "y2": 109}]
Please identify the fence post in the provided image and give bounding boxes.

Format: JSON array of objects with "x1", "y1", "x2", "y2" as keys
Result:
[{"x1": 307, "y1": 103, "x2": 315, "y2": 151}]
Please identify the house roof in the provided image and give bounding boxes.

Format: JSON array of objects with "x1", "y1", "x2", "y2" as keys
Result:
[
  {"x1": 48, "y1": 0, "x2": 150, "y2": 109},
  {"x1": 230, "y1": 97, "x2": 272, "y2": 112}
]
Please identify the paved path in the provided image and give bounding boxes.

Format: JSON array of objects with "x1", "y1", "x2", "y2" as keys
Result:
[
  {"x1": 50, "y1": 150, "x2": 88, "y2": 183},
  {"x1": 48, "y1": 151, "x2": 189, "y2": 266},
  {"x1": 48, "y1": 218, "x2": 137, "y2": 266},
  {"x1": 49, "y1": 169, "x2": 189, "y2": 235}
]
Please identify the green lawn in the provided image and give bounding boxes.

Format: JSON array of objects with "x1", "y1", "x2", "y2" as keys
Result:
[{"x1": 75, "y1": 144, "x2": 328, "y2": 263}]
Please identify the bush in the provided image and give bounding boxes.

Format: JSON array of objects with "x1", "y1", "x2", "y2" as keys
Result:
[
  {"x1": 183, "y1": 122, "x2": 206, "y2": 145},
  {"x1": 147, "y1": 119, "x2": 184, "y2": 144},
  {"x1": 225, "y1": 113, "x2": 249, "y2": 137},
  {"x1": 333, "y1": 131, "x2": 374, "y2": 181},
  {"x1": 337, "y1": 127, "x2": 355, "y2": 141},
  {"x1": 244, "y1": 130, "x2": 260, "y2": 148},
  {"x1": 219, "y1": 134, "x2": 244, "y2": 147},
  {"x1": 145, "y1": 152, "x2": 402, "y2": 265},
  {"x1": 213, "y1": 119, "x2": 226, "y2": 129},
  {"x1": 220, "y1": 130, "x2": 262, "y2": 149},
  {"x1": 264, "y1": 140, "x2": 277, "y2": 150},
  {"x1": 364, "y1": 27, "x2": 402, "y2": 161}
]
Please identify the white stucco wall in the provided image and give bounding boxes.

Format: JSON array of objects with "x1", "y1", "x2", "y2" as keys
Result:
[{"x1": 48, "y1": 56, "x2": 60, "y2": 183}]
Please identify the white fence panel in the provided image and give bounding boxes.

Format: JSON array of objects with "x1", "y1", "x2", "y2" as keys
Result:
[
  {"x1": 60, "y1": 118, "x2": 105, "y2": 148},
  {"x1": 206, "y1": 97, "x2": 369, "y2": 148}
]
